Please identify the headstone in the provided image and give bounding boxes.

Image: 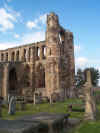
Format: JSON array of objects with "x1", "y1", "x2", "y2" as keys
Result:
[
  {"x1": 8, "y1": 96, "x2": 16, "y2": 115},
  {"x1": 20, "y1": 102, "x2": 25, "y2": 111},
  {"x1": 0, "y1": 97, "x2": 2, "y2": 117},
  {"x1": 84, "y1": 70, "x2": 97, "y2": 120}
]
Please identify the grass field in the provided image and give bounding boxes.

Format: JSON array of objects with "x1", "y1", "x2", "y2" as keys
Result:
[
  {"x1": 1, "y1": 98, "x2": 100, "y2": 133},
  {"x1": 2, "y1": 98, "x2": 84, "y2": 120}
]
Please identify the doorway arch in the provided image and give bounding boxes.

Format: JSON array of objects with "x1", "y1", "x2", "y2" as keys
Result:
[{"x1": 8, "y1": 68, "x2": 17, "y2": 93}]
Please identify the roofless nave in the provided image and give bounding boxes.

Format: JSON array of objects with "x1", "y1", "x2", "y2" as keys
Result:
[{"x1": 0, "y1": 12, "x2": 75, "y2": 100}]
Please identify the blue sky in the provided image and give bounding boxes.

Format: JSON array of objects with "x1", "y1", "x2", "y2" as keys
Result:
[{"x1": 0, "y1": 0, "x2": 100, "y2": 71}]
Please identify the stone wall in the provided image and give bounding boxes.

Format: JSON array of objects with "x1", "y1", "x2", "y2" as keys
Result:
[{"x1": 0, "y1": 12, "x2": 75, "y2": 100}]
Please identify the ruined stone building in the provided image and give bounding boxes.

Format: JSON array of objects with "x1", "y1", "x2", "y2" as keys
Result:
[{"x1": 0, "y1": 12, "x2": 75, "y2": 100}]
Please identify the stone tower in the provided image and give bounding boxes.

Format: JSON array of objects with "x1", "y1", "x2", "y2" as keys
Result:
[
  {"x1": 45, "y1": 13, "x2": 61, "y2": 98},
  {"x1": 45, "y1": 12, "x2": 75, "y2": 98}
]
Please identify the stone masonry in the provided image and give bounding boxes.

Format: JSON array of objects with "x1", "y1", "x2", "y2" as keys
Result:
[
  {"x1": 84, "y1": 70, "x2": 97, "y2": 120},
  {"x1": 0, "y1": 12, "x2": 75, "y2": 100}
]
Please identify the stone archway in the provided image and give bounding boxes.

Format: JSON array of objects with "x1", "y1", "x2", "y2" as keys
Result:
[
  {"x1": 8, "y1": 67, "x2": 17, "y2": 94},
  {"x1": 36, "y1": 63, "x2": 45, "y2": 88}
]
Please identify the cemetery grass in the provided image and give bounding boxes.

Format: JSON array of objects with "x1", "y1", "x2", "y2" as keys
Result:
[
  {"x1": 2, "y1": 98, "x2": 100, "y2": 133},
  {"x1": 2, "y1": 98, "x2": 84, "y2": 120},
  {"x1": 68, "y1": 99, "x2": 100, "y2": 133},
  {"x1": 69, "y1": 120, "x2": 100, "y2": 133}
]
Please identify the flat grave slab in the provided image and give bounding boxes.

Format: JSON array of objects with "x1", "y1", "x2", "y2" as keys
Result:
[
  {"x1": 0, "y1": 113, "x2": 70, "y2": 133},
  {"x1": 0, "y1": 119, "x2": 40, "y2": 133}
]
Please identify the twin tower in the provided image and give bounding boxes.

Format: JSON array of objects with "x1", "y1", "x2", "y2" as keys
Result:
[{"x1": 0, "y1": 12, "x2": 75, "y2": 100}]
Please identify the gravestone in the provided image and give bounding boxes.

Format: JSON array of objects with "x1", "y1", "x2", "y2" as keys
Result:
[
  {"x1": 8, "y1": 96, "x2": 16, "y2": 115},
  {"x1": 20, "y1": 102, "x2": 25, "y2": 111},
  {"x1": 0, "y1": 97, "x2": 2, "y2": 117},
  {"x1": 84, "y1": 70, "x2": 97, "y2": 120}
]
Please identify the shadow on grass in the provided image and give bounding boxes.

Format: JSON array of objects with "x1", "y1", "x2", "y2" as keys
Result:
[{"x1": 72, "y1": 108, "x2": 85, "y2": 112}]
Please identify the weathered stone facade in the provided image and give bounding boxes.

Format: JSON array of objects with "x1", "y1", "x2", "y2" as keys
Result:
[
  {"x1": 0, "y1": 12, "x2": 75, "y2": 100},
  {"x1": 84, "y1": 70, "x2": 97, "y2": 120}
]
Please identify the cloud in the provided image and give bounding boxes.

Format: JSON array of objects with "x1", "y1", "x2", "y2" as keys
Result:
[
  {"x1": 0, "y1": 31, "x2": 45, "y2": 50},
  {"x1": 74, "y1": 45, "x2": 81, "y2": 53},
  {"x1": 4, "y1": 3, "x2": 21, "y2": 21},
  {"x1": 7, "y1": 0, "x2": 12, "y2": 2},
  {"x1": 0, "y1": 4, "x2": 21, "y2": 32},
  {"x1": 0, "y1": 42, "x2": 18, "y2": 50},
  {"x1": 76, "y1": 57, "x2": 88, "y2": 69},
  {"x1": 14, "y1": 34, "x2": 20, "y2": 39},
  {"x1": 21, "y1": 31, "x2": 45, "y2": 44},
  {"x1": 26, "y1": 21, "x2": 38, "y2": 29},
  {"x1": 6, "y1": 0, "x2": 12, "y2": 2},
  {"x1": 26, "y1": 14, "x2": 47, "y2": 29},
  {"x1": 0, "y1": 8, "x2": 15, "y2": 32}
]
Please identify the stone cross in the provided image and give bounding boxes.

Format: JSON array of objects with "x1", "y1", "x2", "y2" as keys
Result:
[
  {"x1": 8, "y1": 96, "x2": 16, "y2": 115},
  {"x1": 84, "y1": 70, "x2": 97, "y2": 120}
]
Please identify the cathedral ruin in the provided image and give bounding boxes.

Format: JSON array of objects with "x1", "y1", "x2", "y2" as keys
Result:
[{"x1": 0, "y1": 12, "x2": 75, "y2": 100}]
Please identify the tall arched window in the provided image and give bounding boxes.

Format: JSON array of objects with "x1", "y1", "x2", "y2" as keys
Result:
[
  {"x1": 29, "y1": 48, "x2": 31, "y2": 62},
  {"x1": 59, "y1": 31, "x2": 65, "y2": 44},
  {"x1": 42, "y1": 46, "x2": 46, "y2": 58},
  {"x1": 5, "y1": 52, "x2": 8, "y2": 61},
  {"x1": 24, "y1": 49, "x2": 26, "y2": 61},
  {"x1": 1, "y1": 53, "x2": 4, "y2": 61},
  {"x1": 21, "y1": 65, "x2": 31, "y2": 87},
  {"x1": 37, "y1": 47, "x2": 40, "y2": 59},
  {"x1": 9, "y1": 68, "x2": 17, "y2": 93},
  {"x1": 36, "y1": 64, "x2": 45, "y2": 88},
  {"x1": 16, "y1": 51, "x2": 19, "y2": 61},
  {"x1": 11, "y1": 52, "x2": 15, "y2": 61}
]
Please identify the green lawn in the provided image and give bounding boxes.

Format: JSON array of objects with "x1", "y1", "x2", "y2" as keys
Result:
[
  {"x1": 2, "y1": 98, "x2": 83, "y2": 120},
  {"x1": 70, "y1": 121, "x2": 100, "y2": 133},
  {"x1": 1, "y1": 98, "x2": 100, "y2": 133}
]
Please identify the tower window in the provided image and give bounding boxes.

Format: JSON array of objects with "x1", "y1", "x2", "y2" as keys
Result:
[
  {"x1": 1, "y1": 53, "x2": 4, "y2": 61},
  {"x1": 59, "y1": 31, "x2": 65, "y2": 44},
  {"x1": 42, "y1": 46, "x2": 46, "y2": 58}
]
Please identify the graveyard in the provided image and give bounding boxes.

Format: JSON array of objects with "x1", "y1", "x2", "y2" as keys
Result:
[
  {"x1": 0, "y1": 0, "x2": 100, "y2": 132},
  {"x1": 1, "y1": 92, "x2": 100, "y2": 133}
]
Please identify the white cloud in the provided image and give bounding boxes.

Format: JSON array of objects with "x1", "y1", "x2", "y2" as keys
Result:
[
  {"x1": 14, "y1": 34, "x2": 20, "y2": 39},
  {"x1": 76, "y1": 57, "x2": 88, "y2": 68},
  {"x1": 0, "y1": 8, "x2": 15, "y2": 32},
  {"x1": 0, "y1": 42, "x2": 18, "y2": 50},
  {"x1": 0, "y1": 31, "x2": 45, "y2": 50},
  {"x1": 26, "y1": 21, "x2": 37, "y2": 29},
  {"x1": 4, "y1": 3, "x2": 21, "y2": 21},
  {"x1": 21, "y1": 31, "x2": 45, "y2": 44},
  {"x1": 74, "y1": 45, "x2": 81, "y2": 53},
  {"x1": 7, "y1": 0, "x2": 12, "y2": 2},
  {"x1": 39, "y1": 14, "x2": 47, "y2": 24},
  {"x1": 26, "y1": 14, "x2": 47, "y2": 29},
  {"x1": 0, "y1": 4, "x2": 21, "y2": 32}
]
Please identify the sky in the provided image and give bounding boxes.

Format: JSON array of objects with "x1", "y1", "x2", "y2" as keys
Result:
[{"x1": 0, "y1": 0, "x2": 100, "y2": 72}]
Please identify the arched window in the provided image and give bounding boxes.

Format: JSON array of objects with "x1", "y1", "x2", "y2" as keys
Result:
[
  {"x1": 11, "y1": 52, "x2": 15, "y2": 61},
  {"x1": 59, "y1": 31, "x2": 65, "y2": 44},
  {"x1": 16, "y1": 51, "x2": 19, "y2": 61},
  {"x1": 36, "y1": 64, "x2": 45, "y2": 88},
  {"x1": 37, "y1": 47, "x2": 40, "y2": 59},
  {"x1": 5, "y1": 52, "x2": 8, "y2": 61},
  {"x1": 9, "y1": 68, "x2": 17, "y2": 93},
  {"x1": 29, "y1": 48, "x2": 31, "y2": 62},
  {"x1": 1, "y1": 53, "x2": 4, "y2": 61},
  {"x1": 42, "y1": 46, "x2": 46, "y2": 58},
  {"x1": 21, "y1": 65, "x2": 31, "y2": 87},
  {"x1": 24, "y1": 49, "x2": 26, "y2": 61}
]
